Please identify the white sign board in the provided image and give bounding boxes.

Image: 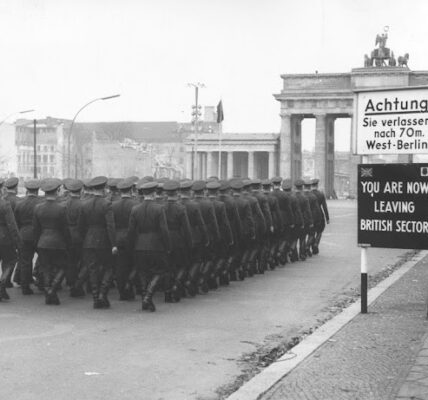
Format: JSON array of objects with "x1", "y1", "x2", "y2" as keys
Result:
[{"x1": 355, "y1": 87, "x2": 428, "y2": 155}]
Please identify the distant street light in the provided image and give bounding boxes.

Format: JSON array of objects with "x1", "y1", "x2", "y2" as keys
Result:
[
  {"x1": 67, "y1": 94, "x2": 120, "y2": 177},
  {"x1": 188, "y1": 83, "x2": 205, "y2": 179},
  {"x1": 0, "y1": 109, "x2": 35, "y2": 128}
]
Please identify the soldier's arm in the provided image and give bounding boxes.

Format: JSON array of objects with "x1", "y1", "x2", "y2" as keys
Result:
[
  {"x1": 220, "y1": 204, "x2": 233, "y2": 245},
  {"x1": 306, "y1": 200, "x2": 314, "y2": 226},
  {"x1": 77, "y1": 205, "x2": 87, "y2": 240},
  {"x1": 32, "y1": 208, "x2": 41, "y2": 248},
  {"x1": 285, "y1": 197, "x2": 294, "y2": 227},
  {"x1": 5, "y1": 202, "x2": 22, "y2": 249},
  {"x1": 181, "y1": 208, "x2": 193, "y2": 249},
  {"x1": 233, "y1": 203, "x2": 243, "y2": 239},
  {"x1": 255, "y1": 202, "x2": 266, "y2": 234},
  {"x1": 105, "y1": 201, "x2": 117, "y2": 248},
  {"x1": 209, "y1": 204, "x2": 221, "y2": 241},
  {"x1": 246, "y1": 203, "x2": 255, "y2": 239},
  {"x1": 159, "y1": 208, "x2": 171, "y2": 253},
  {"x1": 126, "y1": 208, "x2": 137, "y2": 250},
  {"x1": 321, "y1": 194, "x2": 329, "y2": 222},
  {"x1": 60, "y1": 207, "x2": 72, "y2": 249},
  {"x1": 196, "y1": 207, "x2": 209, "y2": 246},
  {"x1": 262, "y1": 199, "x2": 273, "y2": 231}
]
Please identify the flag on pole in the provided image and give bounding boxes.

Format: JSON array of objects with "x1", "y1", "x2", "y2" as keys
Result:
[{"x1": 217, "y1": 100, "x2": 224, "y2": 123}]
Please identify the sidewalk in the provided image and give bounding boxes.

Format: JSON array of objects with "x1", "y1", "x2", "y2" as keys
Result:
[{"x1": 256, "y1": 252, "x2": 428, "y2": 400}]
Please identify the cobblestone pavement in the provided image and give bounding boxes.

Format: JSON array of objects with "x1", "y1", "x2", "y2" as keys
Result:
[{"x1": 261, "y1": 256, "x2": 428, "y2": 400}]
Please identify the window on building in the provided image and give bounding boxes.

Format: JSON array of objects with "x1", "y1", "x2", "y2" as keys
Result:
[
  {"x1": 49, "y1": 166, "x2": 54, "y2": 174},
  {"x1": 50, "y1": 155, "x2": 54, "y2": 163},
  {"x1": 51, "y1": 145, "x2": 54, "y2": 152},
  {"x1": 43, "y1": 155, "x2": 47, "y2": 163},
  {"x1": 37, "y1": 145, "x2": 40, "y2": 151},
  {"x1": 37, "y1": 155, "x2": 41, "y2": 162}
]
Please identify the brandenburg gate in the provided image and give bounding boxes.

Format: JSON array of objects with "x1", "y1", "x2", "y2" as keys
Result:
[{"x1": 185, "y1": 30, "x2": 428, "y2": 197}]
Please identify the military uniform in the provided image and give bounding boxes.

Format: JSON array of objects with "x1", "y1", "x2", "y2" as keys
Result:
[
  {"x1": 14, "y1": 180, "x2": 43, "y2": 294},
  {"x1": 78, "y1": 176, "x2": 117, "y2": 309},
  {"x1": 192, "y1": 180, "x2": 220, "y2": 292},
  {"x1": 207, "y1": 181, "x2": 233, "y2": 288},
  {"x1": 180, "y1": 180, "x2": 208, "y2": 294},
  {"x1": 312, "y1": 179, "x2": 330, "y2": 254},
  {"x1": 0, "y1": 197, "x2": 21, "y2": 300},
  {"x1": 4, "y1": 177, "x2": 20, "y2": 212},
  {"x1": 63, "y1": 179, "x2": 84, "y2": 292},
  {"x1": 127, "y1": 181, "x2": 171, "y2": 312},
  {"x1": 294, "y1": 180, "x2": 313, "y2": 260},
  {"x1": 33, "y1": 179, "x2": 71, "y2": 305},
  {"x1": 303, "y1": 180, "x2": 322, "y2": 257},
  {"x1": 163, "y1": 181, "x2": 193, "y2": 300},
  {"x1": 112, "y1": 179, "x2": 139, "y2": 300}
]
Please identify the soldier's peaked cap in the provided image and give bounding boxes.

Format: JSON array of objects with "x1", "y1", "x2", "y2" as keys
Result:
[
  {"x1": 5, "y1": 177, "x2": 19, "y2": 188},
  {"x1": 180, "y1": 180, "x2": 193, "y2": 190},
  {"x1": 140, "y1": 181, "x2": 158, "y2": 191},
  {"x1": 261, "y1": 179, "x2": 272, "y2": 186},
  {"x1": 89, "y1": 176, "x2": 108, "y2": 188},
  {"x1": 294, "y1": 179, "x2": 304, "y2": 187},
  {"x1": 25, "y1": 180, "x2": 41, "y2": 190},
  {"x1": 251, "y1": 179, "x2": 261, "y2": 185},
  {"x1": 41, "y1": 178, "x2": 62, "y2": 192},
  {"x1": 65, "y1": 179, "x2": 83, "y2": 192},
  {"x1": 242, "y1": 179, "x2": 252, "y2": 187},
  {"x1": 163, "y1": 180, "x2": 179, "y2": 191},
  {"x1": 126, "y1": 176, "x2": 139, "y2": 184},
  {"x1": 117, "y1": 179, "x2": 134, "y2": 191},
  {"x1": 219, "y1": 180, "x2": 230, "y2": 191},
  {"x1": 311, "y1": 178, "x2": 320, "y2": 185},
  {"x1": 230, "y1": 179, "x2": 244, "y2": 190},
  {"x1": 206, "y1": 181, "x2": 221, "y2": 190},
  {"x1": 271, "y1": 176, "x2": 282, "y2": 184},
  {"x1": 192, "y1": 180, "x2": 206, "y2": 192},
  {"x1": 107, "y1": 178, "x2": 120, "y2": 188},
  {"x1": 304, "y1": 179, "x2": 313, "y2": 186},
  {"x1": 282, "y1": 179, "x2": 292, "y2": 190}
]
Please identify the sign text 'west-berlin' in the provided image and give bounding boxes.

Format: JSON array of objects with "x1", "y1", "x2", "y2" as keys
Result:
[{"x1": 358, "y1": 163, "x2": 428, "y2": 249}]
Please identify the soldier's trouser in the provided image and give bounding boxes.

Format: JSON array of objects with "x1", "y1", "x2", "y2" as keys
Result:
[
  {"x1": 0, "y1": 245, "x2": 17, "y2": 289},
  {"x1": 134, "y1": 251, "x2": 169, "y2": 296},
  {"x1": 299, "y1": 226, "x2": 310, "y2": 259},
  {"x1": 83, "y1": 249, "x2": 113, "y2": 299},
  {"x1": 19, "y1": 241, "x2": 36, "y2": 288},
  {"x1": 66, "y1": 245, "x2": 82, "y2": 287},
  {"x1": 313, "y1": 221, "x2": 325, "y2": 250},
  {"x1": 37, "y1": 249, "x2": 68, "y2": 292},
  {"x1": 116, "y1": 247, "x2": 133, "y2": 296}
]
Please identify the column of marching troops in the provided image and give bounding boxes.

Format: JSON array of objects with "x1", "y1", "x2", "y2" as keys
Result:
[{"x1": 0, "y1": 174, "x2": 329, "y2": 312}]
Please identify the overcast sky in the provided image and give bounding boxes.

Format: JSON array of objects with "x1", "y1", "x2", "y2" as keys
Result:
[{"x1": 0, "y1": 0, "x2": 424, "y2": 150}]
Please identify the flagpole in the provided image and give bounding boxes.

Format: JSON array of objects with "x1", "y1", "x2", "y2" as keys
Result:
[{"x1": 218, "y1": 122, "x2": 222, "y2": 178}]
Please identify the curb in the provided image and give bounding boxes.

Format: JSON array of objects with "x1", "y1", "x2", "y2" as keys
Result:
[{"x1": 226, "y1": 250, "x2": 428, "y2": 400}]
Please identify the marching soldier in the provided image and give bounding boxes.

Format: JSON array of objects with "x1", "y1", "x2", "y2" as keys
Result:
[
  {"x1": 271, "y1": 177, "x2": 294, "y2": 265},
  {"x1": 303, "y1": 180, "x2": 322, "y2": 257},
  {"x1": 230, "y1": 179, "x2": 255, "y2": 280},
  {"x1": 251, "y1": 179, "x2": 273, "y2": 272},
  {"x1": 206, "y1": 181, "x2": 233, "y2": 288},
  {"x1": 0, "y1": 193, "x2": 22, "y2": 300},
  {"x1": 294, "y1": 179, "x2": 313, "y2": 260},
  {"x1": 242, "y1": 179, "x2": 266, "y2": 275},
  {"x1": 218, "y1": 180, "x2": 242, "y2": 283},
  {"x1": 163, "y1": 180, "x2": 193, "y2": 301},
  {"x1": 106, "y1": 178, "x2": 121, "y2": 203},
  {"x1": 112, "y1": 179, "x2": 139, "y2": 300},
  {"x1": 14, "y1": 180, "x2": 43, "y2": 294},
  {"x1": 179, "y1": 180, "x2": 208, "y2": 295},
  {"x1": 63, "y1": 179, "x2": 85, "y2": 295},
  {"x1": 311, "y1": 178, "x2": 330, "y2": 254},
  {"x1": 127, "y1": 181, "x2": 171, "y2": 312},
  {"x1": 261, "y1": 179, "x2": 281, "y2": 269},
  {"x1": 78, "y1": 176, "x2": 117, "y2": 309},
  {"x1": 192, "y1": 180, "x2": 220, "y2": 292},
  {"x1": 33, "y1": 179, "x2": 71, "y2": 305},
  {"x1": 282, "y1": 179, "x2": 304, "y2": 262}
]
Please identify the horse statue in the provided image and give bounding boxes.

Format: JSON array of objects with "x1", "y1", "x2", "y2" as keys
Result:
[
  {"x1": 398, "y1": 53, "x2": 409, "y2": 67},
  {"x1": 364, "y1": 54, "x2": 372, "y2": 67}
]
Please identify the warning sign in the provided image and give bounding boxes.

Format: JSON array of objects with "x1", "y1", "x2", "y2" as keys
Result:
[
  {"x1": 358, "y1": 163, "x2": 428, "y2": 249},
  {"x1": 355, "y1": 87, "x2": 428, "y2": 155}
]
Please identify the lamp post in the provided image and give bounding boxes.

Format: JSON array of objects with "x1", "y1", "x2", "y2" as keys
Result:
[
  {"x1": 188, "y1": 83, "x2": 205, "y2": 179},
  {"x1": 67, "y1": 94, "x2": 120, "y2": 177},
  {"x1": 0, "y1": 109, "x2": 34, "y2": 128}
]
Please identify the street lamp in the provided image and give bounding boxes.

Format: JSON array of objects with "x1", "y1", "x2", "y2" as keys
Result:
[
  {"x1": 67, "y1": 94, "x2": 120, "y2": 177},
  {"x1": 0, "y1": 109, "x2": 34, "y2": 128},
  {"x1": 188, "y1": 83, "x2": 205, "y2": 179}
]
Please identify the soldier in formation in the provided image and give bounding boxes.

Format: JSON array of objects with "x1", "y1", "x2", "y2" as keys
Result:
[{"x1": 0, "y1": 175, "x2": 329, "y2": 312}]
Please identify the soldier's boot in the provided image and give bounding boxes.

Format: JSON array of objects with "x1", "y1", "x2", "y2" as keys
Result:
[
  {"x1": 197, "y1": 263, "x2": 210, "y2": 294},
  {"x1": 99, "y1": 293, "x2": 111, "y2": 309},
  {"x1": 45, "y1": 287, "x2": 60, "y2": 305},
  {"x1": 0, "y1": 286, "x2": 10, "y2": 300},
  {"x1": 205, "y1": 261, "x2": 218, "y2": 290},
  {"x1": 70, "y1": 282, "x2": 86, "y2": 297},
  {"x1": 142, "y1": 275, "x2": 161, "y2": 312},
  {"x1": 22, "y1": 286, "x2": 34, "y2": 295},
  {"x1": 219, "y1": 259, "x2": 231, "y2": 285},
  {"x1": 188, "y1": 262, "x2": 200, "y2": 295}
]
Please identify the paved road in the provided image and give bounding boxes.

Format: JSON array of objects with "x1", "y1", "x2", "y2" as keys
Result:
[{"x1": 0, "y1": 200, "x2": 409, "y2": 400}]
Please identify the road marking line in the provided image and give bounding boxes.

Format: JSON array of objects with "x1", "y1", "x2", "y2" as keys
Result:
[{"x1": 226, "y1": 250, "x2": 428, "y2": 400}]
